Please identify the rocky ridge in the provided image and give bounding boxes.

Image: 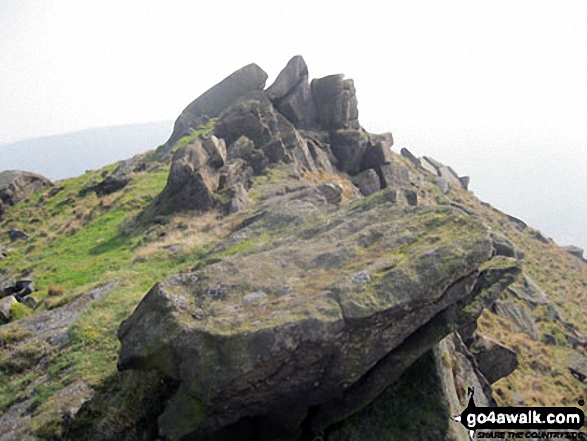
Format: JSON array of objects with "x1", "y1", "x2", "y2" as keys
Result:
[
  {"x1": 115, "y1": 56, "x2": 523, "y2": 440},
  {"x1": 0, "y1": 56, "x2": 585, "y2": 441}
]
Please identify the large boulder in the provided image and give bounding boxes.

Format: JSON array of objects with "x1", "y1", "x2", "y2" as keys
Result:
[
  {"x1": 265, "y1": 55, "x2": 309, "y2": 101},
  {"x1": 563, "y1": 245, "x2": 586, "y2": 262},
  {"x1": 118, "y1": 187, "x2": 520, "y2": 440},
  {"x1": 311, "y1": 74, "x2": 360, "y2": 130},
  {"x1": 0, "y1": 170, "x2": 52, "y2": 214},
  {"x1": 493, "y1": 300, "x2": 540, "y2": 341},
  {"x1": 150, "y1": 139, "x2": 222, "y2": 215},
  {"x1": 468, "y1": 333, "x2": 518, "y2": 384},
  {"x1": 166, "y1": 64, "x2": 268, "y2": 147}
]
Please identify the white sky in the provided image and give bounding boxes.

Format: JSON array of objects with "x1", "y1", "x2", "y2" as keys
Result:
[{"x1": 1, "y1": 0, "x2": 586, "y2": 250}]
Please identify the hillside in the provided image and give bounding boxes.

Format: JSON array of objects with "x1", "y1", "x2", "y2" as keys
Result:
[{"x1": 0, "y1": 56, "x2": 585, "y2": 441}]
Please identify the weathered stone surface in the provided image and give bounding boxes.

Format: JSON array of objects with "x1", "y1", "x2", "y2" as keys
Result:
[
  {"x1": 276, "y1": 80, "x2": 317, "y2": 130},
  {"x1": 563, "y1": 245, "x2": 586, "y2": 262},
  {"x1": 311, "y1": 75, "x2": 360, "y2": 130},
  {"x1": 491, "y1": 232, "x2": 523, "y2": 259},
  {"x1": 202, "y1": 135, "x2": 227, "y2": 168},
  {"x1": 400, "y1": 147, "x2": 419, "y2": 168},
  {"x1": 468, "y1": 333, "x2": 518, "y2": 384},
  {"x1": 265, "y1": 55, "x2": 308, "y2": 101},
  {"x1": 0, "y1": 170, "x2": 53, "y2": 214},
  {"x1": 508, "y1": 274, "x2": 548, "y2": 307},
  {"x1": 378, "y1": 162, "x2": 411, "y2": 189},
  {"x1": 494, "y1": 300, "x2": 540, "y2": 340},
  {"x1": 352, "y1": 169, "x2": 381, "y2": 196},
  {"x1": 118, "y1": 186, "x2": 521, "y2": 439},
  {"x1": 566, "y1": 353, "x2": 587, "y2": 382},
  {"x1": 167, "y1": 64, "x2": 268, "y2": 146},
  {"x1": 360, "y1": 137, "x2": 394, "y2": 171},
  {"x1": 459, "y1": 176, "x2": 470, "y2": 190},
  {"x1": 329, "y1": 130, "x2": 370, "y2": 174},
  {"x1": 419, "y1": 157, "x2": 439, "y2": 176},
  {"x1": 151, "y1": 141, "x2": 220, "y2": 215},
  {"x1": 317, "y1": 183, "x2": 343, "y2": 206},
  {"x1": 0, "y1": 295, "x2": 18, "y2": 323}
]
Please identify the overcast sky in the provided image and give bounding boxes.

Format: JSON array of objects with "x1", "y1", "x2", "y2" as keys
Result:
[{"x1": 1, "y1": 0, "x2": 585, "y2": 251}]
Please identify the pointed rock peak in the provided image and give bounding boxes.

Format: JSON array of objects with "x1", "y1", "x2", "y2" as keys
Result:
[
  {"x1": 266, "y1": 55, "x2": 309, "y2": 101},
  {"x1": 164, "y1": 63, "x2": 268, "y2": 148}
]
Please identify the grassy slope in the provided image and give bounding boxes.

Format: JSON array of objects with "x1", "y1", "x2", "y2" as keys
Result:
[{"x1": 0, "y1": 141, "x2": 585, "y2": 438}]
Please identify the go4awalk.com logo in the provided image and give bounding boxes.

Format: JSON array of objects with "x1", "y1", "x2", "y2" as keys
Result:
[{"x1": 452, "y1": 388, "x2": 586, "y2": 439}]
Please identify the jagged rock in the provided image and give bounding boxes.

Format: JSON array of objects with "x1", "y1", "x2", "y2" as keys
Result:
[
  {"x1": 202, "y1": 135, "x2": 227, "y2": 168},
  {"x1": 219, "y1": 158, "x2": 254, "y2": 190},
  {"x1": 508, "y1": 274, "x2": 548, "y2": 307},
  {"x1": 494, "y1": 300, "x2": 540, "y2": 340},
  {"x1": 166, "y1": 63, "x2": 268, "y2": 147},
  {"x1": 400, "y1": 147, "x2": 419, "y2": 168},
  {"x1": 491, "y1": 232, "x2": 523, "y2": 259},
  {"x1": 266, "y1": 55, "x2": 308, "y2": 101},
  {"x1": 329, "y1": 130, "x2": 370, "y2": 174},
  {"x1": 0, "y1": 295, "x2": 18, "y2": 323},
  {"x1": 436, "y1": 176, "x2": 449, "y2": 194},
  {"x1": 352, "y1": 169, "x2": 381, "y2": 196},
  {"x1": 227, "y1": 136, "x2": 255, "y2": 163},
  {"x1": 227, "y1": 183, "x2": 250, "y2": 215},
  {"x1": 22, "y1": 295, "x2": 37, "y2": 309},
  {"x1": 311, "y1": 74, "x2": 360, "y2": 130},
  {"x1": 0, "y1": 170, "x2": 53, "y2": 215},
  {"x1": 419, "y1": 157, "x2": 439, "y2": 176},
  {"x1": 459, "y1": 176, "x2": 470, "y2": 190},
  {"x1": 566, "y1": 353, "x2": 587, "y2": 382},
  {"x1": 507, "y1": 213, "x2": 527, "y2": 230},
  {"x1": 151, "y1": 141, "x2": 220, "y2": 215},
  {"x1": 530, "y1": 229, "x2": 550, "y2": 244},
  {"x1": 214, "y1": 92, "x2": 276, "y2": 147},
  {"x1": 305, "y1": 138, "x2": 334, "y2": 174},
  {"x1": 8, "y1": 228, "x2": 29, "y2": 242},
  {"x1": 378, "y1": 162, "x2": 411, "y2": 189},
  {"x1": 118, "y1": 190, "x2": 520, "y2": 440},
  {"x1": 275, "y1": 80, "x2": 317, "y2": 130},
  {"x1": 563, "y1": 245, "x2": 586, "y2": 262},
  {"x1": 468, "y1": 333, "x2": 518, "y2": 384},
  {"x1": 360, "y1": 136, "x2": 394, "y2": 171},
  {"x1": 317, "y1": 183, "x2": 343, "y2": 205}
]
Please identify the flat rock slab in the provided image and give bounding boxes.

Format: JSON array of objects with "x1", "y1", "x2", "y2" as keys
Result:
[{"x1": 116, "y1": 186, "x2": 521, "y2": 439}]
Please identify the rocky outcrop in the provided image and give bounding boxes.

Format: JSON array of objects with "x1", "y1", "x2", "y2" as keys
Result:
[
  {"x1": 165, "y1": 63, "x2": 268, "y2": 149},
  {"x1": 119, "y1": 180, "x2": 520, "y2": 439},
  {"x1": 0, "y1": 170, "x2": 52, "y2": 216}
]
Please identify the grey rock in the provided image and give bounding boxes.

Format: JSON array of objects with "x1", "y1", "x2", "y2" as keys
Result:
[
  {"x1": 311, "y1": 74, "x2": 360, "y2": 130},
  {"x1": 378, "y1": 163, "x2": 411, "y2": 189},
  {"x1": 276, "y1": 80, "x2": 318, "y2": 130},
  {"x1": 468, "y1": 333, "x2": 518, "y2": 384},
  {"x1": 490, "y1": 232, "x2": 523, "y2": 259},
  {"x1": 227, "y1": 183, "x2": 250, "y2": 215},
  {"x1": 118, "y1": 195, "x2": 520, "y2": 439},
  {"x1": 494, "y1": 300, "x2": 540, "y2": 340},
  {"x1": 227, "y1": 136, "x2": 255, "y2": 163},
  {"x1": 202, "y1": 135, "x2": 227, "y2": 169},
  {"x1": 0, "y1": 170, "x2": 53, "y2": 215},
  {"x1": 360, "y1": 137, "x2": 394, "y2": 171},
  {"x1": 566, "y1": 353, "x2": 587, "y2": 382},
  {"x1": 542, "y1": 334, "x2": 556, "y2": 345},
  {"x1": 266, "y1": 55, "x2": 308, "y2": 101},
  {"x1": 329, "y1": 130, "x2": 370, "y2": 174},
  {"x1": 352, "y1": 169, "x2": 381, "y2": 196},
  {"x1": 563, "y1": 245, "x2": 586, "y2": 262},
  {"x1": 317, "y1": 183, "x2": 343, "y2": 206},
  {"x1": 459, "y1": 176, "x2": 470, "y2": 190},
  {"x1": 166, "y1": 63, "x2": 268, "y2": 147},
  {"x1": 436, "y1": 176, "x2": 449, "y2": 194},
  {"x1": 419, "y1": 157, "x2": 439, "y2": 176},
  {"x1": 400, "y1": 147, "x2": 419, "y2": 168},
  {"x1": 0, "y1": 295, "x2": 18, "y2": 323},
  {"x1": 243, "y1": 291, "x2": 268, "y2": 305},
  {"x1": 508, "y1": 274, "x2": 548, "y2": 306},
  {"x1": 351, "y1": 270, "x2": 371, "y2": 284}
]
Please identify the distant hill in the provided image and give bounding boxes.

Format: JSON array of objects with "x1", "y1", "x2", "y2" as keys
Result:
[{"x1": 0, "y1": 121, "x2": 173, "y2": 181}]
